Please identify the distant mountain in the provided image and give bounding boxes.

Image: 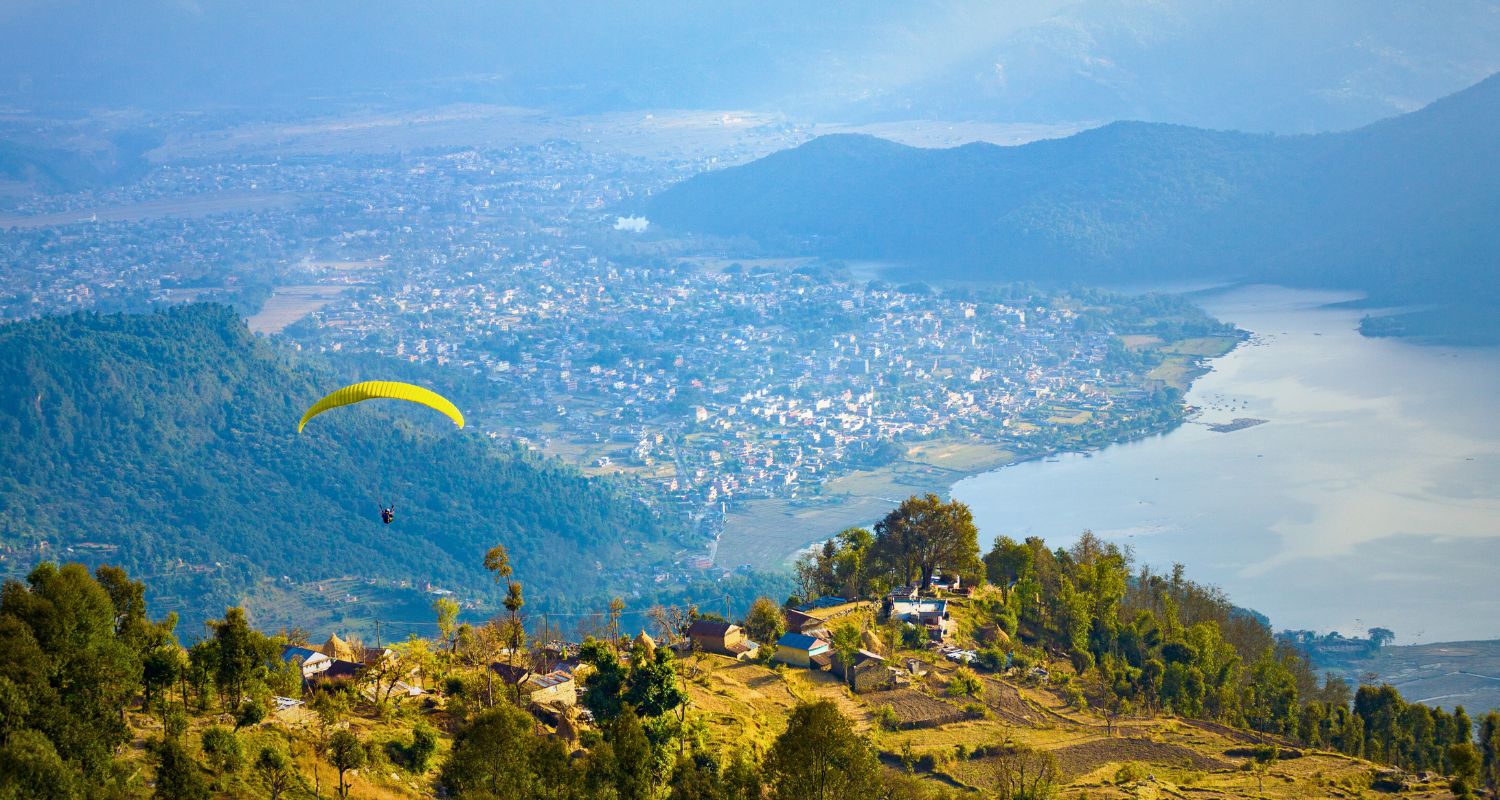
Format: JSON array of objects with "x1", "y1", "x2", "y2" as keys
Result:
[
  {"x1": 0, "y1": 305, "x2": 690, "y2": 625},
  {"x1": 846, "y1": 0, "x2": 1500, "y2": 134},
  {"x1": 4, "y1": 1, "x2": 1497, "y2": 135},
  {"x1": 645, "y1": 73, "x2": 1500, "y2": 342}
]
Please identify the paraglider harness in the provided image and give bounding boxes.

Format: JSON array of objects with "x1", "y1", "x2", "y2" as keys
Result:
[{"x1": 380, "y1": 505, "x2": 395, "y2": 525}]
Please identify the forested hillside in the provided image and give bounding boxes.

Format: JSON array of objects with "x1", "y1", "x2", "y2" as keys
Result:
[
  {"x1": 645, "y1": 72, "x2": 1500, "y2": 342},
  {"x1": 0, "y1": 305, "x2": 690, "y2": 624}
]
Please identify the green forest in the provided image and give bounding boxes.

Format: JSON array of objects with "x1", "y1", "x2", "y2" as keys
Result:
[{"x1": 0, "y1": 304, "x2": 697, "y2": 625}]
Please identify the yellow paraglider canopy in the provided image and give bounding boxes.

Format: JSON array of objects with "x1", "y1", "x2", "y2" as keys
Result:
[{"x1": 297, "y1": 381, "x2": 464, "y2": 433}]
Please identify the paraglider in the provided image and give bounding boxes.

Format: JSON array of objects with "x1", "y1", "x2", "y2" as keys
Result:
[
  {"x1": 297, "y1": 380, "x2": 464, "y2": 433},
  {"x1": 298, "y1": 381, "x2": 464, "y2": 524}
]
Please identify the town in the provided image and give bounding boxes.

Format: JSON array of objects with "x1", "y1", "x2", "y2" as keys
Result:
[{"x1": 1, "y1": 129, "x2": 1237, "y2": 581}]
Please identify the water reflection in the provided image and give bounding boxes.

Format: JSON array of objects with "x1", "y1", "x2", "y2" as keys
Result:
[{"x1": 953, "y1": 286, "x2": 1500, "y2": 642}]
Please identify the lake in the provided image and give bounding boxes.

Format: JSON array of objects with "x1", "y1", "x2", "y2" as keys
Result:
[{"x1": 952, "y1": 285, "x2": 1500, "y2": 643}]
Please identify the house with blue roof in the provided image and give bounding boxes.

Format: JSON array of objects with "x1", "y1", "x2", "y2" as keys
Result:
[{"x1": 774, "y1": 631, "x2": 830, "y2": 668}]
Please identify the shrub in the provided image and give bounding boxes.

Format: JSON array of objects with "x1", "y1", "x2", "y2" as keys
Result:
[
  {"x1": 947, "y1": 667, "x2": 984, "y2": 699},
  {"x1": 1115, "y1": 761, "x2": 1147, "y2": 784},
  {"x1": 235, "y1": 698, "x2": 267, "y2": 730},
  {"x1": 409, "y1": 723, "x2": 438, "y2": 772},
  {"x1": 977, "y1": 647, "x2": 1008, "y2": 671},
  {"x1": 873, "y1": 704, "x2": 900, "y2": 731}
]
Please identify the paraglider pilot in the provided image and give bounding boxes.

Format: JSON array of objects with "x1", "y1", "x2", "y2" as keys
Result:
[{"x1": 380, "y1": 505, "x2": 395, "y2": 525}]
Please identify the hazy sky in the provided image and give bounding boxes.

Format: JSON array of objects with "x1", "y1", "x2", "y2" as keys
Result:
[{"x1": 1, "y1": 1, "x2": 1497, "y2": 132}]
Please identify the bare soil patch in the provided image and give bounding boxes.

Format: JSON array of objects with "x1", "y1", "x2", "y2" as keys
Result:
[
  {"x1": 863, "y1": 688, "x2": 967, "y2": 729},
  {"x1": 1048, "y1": 736, "x2": 1233, "y2": 781}
]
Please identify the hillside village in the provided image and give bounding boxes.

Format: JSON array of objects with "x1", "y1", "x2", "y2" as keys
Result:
[{"x1": 5, "y1": 494, "x2": 1495, "y2": 800}]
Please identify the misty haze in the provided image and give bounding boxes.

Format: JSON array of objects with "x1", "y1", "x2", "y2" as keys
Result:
[{"x1": 2, "y1": 3, "x2": 1499, "y2": 799}]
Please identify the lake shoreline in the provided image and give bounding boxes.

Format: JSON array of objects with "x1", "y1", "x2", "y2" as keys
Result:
[{"x1": 715, "y1": 331, "x2": 1242, "y2": 570}]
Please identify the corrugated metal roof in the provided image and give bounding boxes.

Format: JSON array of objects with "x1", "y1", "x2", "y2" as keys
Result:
[
  {"x1": 528, "y1": 670, "x2": 574, "y2": 689},
  {"x1": 776, "y1": 632, "x2": 829, "y2": 651}
]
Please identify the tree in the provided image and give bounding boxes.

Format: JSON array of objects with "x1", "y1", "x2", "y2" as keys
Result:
[
  {"x1": 0, "y1": 562, "x2": 142, "y2": 779},
  {"x1": 669, "y1": 754, "x2": 721, "y2": 800},
  {"x1": 744, "y1": 597, "x2": 786, "y2": 647},
  {"x1": 608, "y1": 596, "x2": 626, "y2": 652},
  {"x1": 602, "y1": 706, "x2": 656, "y2": 800},
  {"x1": 872, "y1": 494, "x2": 982, "y2": 590},
  {"x1": 308, "y1": 688, "x2": 351, "y2": 797},
  {"x1": 1355, "y1": 684, "x2": 1405, "y2": 763},
  {"x1": 329, "y1": 729, "x2": 365, "y2": 799},
  {"x1": 764, "y1": 701, "x2": 882, "y2": 800},
  {"x1": 185, "y1": 640, "x2": 217, "y2": 710},
  {"x1": 199, "y1": 726, "x2": 243, "y2": 775},
  {"x1": 721, "y1": 748, "x2": 764, "y2": 800},
  {"x1": 254, "y1": 746, "x2": 294, "y2": 800},
  {"x1": 984, "y1": 535, "x2": 1033, "y2": 603},
  {"x1": 1367, "y1": 628, "x2": 1396, "y2": 649},
  {"x1": 152, "y1": 736, "x2": 210, "y2": 800},
  {"x1": 623, "y1": 642, "x2": 688, "y2": 721},
  {"x1": 434, "y1": 597, "x2": 461, "y2": 661},
  {"x1": 832, "y1": 527, "x2": 875, "y2": 599},
  {"x1": 829, "y1": 623, "x2": 863, "y2": 690},
  {"x1": 144, "y1": 646, "x2": 186, "y2": 713},
  {"x1": 0, "y1": 730, "x2": 77, "y2": 800},
  {"x1": 578, "y1": 638, "x2": 630, "y2": 722},
  {"x1": 1480, "y1": 711, "x2": 1500, "y2": 795},
  {"x1": 441, "y1": 703, "x2": 577, "y2": 799},
  {"x1": 992, "y1": 746, "x2": 1059, "y2": 800},
  {"x1": 578, "y1": 636, "x2": 687, "y2": 727},
  {"x1": 1245, "y1": 651, "x2": 1298, "y2": 739},
  {"x1": 503, "y1": 580, "x2": 527, "y2": 700},
  {"x1": 1448, "y1": 742, "x2": 1481, "y2": 799},
  {"x1": 207, "y1": 606, "x2": 274, "y2": 709},
  {"x1": 484, "y1": 544, "x2": 513, "y2": 585}
]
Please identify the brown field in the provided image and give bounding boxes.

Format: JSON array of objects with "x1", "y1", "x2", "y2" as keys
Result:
[
  {"x1": 864, "y1": 688, "x2": 969, "y2": 728},
  {"x1": 1330, "y1": 639, "x2": 1500, "y2": 713},
  {"x1": 1121, "y1": 334, "x2": 1165, "y2": 349},
  {"x1": 247, "y1": 285, "x2": 349, "y2": 333}
]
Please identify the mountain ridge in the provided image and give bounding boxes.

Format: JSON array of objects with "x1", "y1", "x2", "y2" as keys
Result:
[{"x1": 644, "y1": 72, "x2": 1500, "y2": 341}]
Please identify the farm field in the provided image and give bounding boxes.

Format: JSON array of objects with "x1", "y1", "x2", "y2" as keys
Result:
[
  {"x1": 681, "y1": 651, "x2": 1443, "y2": 799},
  {"x1": 247, "y1": 285, "x2": 350, "y2": 334}
]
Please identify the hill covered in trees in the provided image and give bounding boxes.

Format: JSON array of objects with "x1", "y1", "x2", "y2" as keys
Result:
[
  {"x1": 0, "y1": 304, "x2": 695, "y2": 626},
  {"x1": 644, "y1": 72, "x2": 1500, "y2": 343}
]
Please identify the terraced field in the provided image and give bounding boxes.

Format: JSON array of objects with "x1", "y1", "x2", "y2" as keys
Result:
[{"x1": 682, "y1": 653, "x2": 1461, "y2": 799}]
